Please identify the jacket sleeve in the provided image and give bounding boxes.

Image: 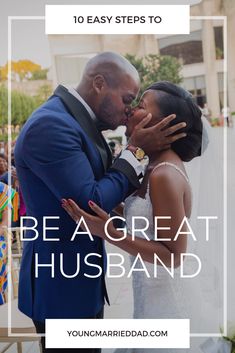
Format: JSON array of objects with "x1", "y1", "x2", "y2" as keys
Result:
[{"x1": 20, "y1": 115, "x2": 135, "y2": 213}]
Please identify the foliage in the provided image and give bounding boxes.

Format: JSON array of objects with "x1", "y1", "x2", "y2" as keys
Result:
[
  {"x1": 125, "y1": 54, "x2": 183, "y2": 96},
  {"x1": 0, "y1": 85, "x2": 8, "y2": 126},
  {"x1": 30, "y1": 68, "x2": 48, "y2": 80},
  {"x1": 223, "y1": 334, "x2": 235, "y2": 353},
  {"x1": 0, "y1": 85, "x2": 38, "y2": 126},
  {"x1": 216, "y1": 47, "x2": 224, "y2": 60},
  {"x1": 35, "y1": 84, "x2": 53, "y2": 105},
  {"x1": 0, "y1": 82, "x2": 53, "y2": 128},
  {"x1": 0, "y1": 60, "x2": 45, "y2": 81},
  {"x1": 12, "y1": 90, "x2": 38, "y2": 125},
  {"x1": 0, "y1": 132, "x2": 18, "y2": 143}
]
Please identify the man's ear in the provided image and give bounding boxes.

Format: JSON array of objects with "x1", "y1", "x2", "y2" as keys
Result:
[{"x1": 93, "y1": 75, "x2": 106, "y2": 94}]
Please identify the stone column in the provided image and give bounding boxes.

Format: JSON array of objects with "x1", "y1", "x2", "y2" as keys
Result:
[
  {"x1": 202, "y1": 1, "x2": 221, "y2": 117},
  {"x1": 137, "y1": 35, "x2": 159, "y2": 57}
]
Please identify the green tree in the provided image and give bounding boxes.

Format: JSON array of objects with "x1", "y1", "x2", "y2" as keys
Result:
[
  {"x1": 0, "y1": 60, "x2": 46, "y2": 82},
  {"x1": 11, "y1": 90, "x2": 38, "y2": 126},
  {"x1": 35, "y1": 84, "x2": 53, "y2": 105},
  {"x1": 0, "y1": 85, "x2": 39, "y2": 128},
  {"x1": 30, "y1": 68, "x2": 49, "y2": 80},
  {"x1": 125, "y1": 54, "x2": 183, "y2": 96},
  {"x1": 0, "y1": 85, "x2": 8, "y2": 127}
]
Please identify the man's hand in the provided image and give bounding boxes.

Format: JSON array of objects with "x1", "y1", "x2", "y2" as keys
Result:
[{"x1": 129, "y1": 114, "x2": 187, "y2": 155}]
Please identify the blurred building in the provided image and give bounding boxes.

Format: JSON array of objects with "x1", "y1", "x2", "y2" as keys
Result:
[{"x1": 48, "y1": 0, "x2": 234, "y2": 127}]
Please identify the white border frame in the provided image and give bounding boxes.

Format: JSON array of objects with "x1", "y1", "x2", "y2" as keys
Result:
[{"x1": 7, "y1": 15, "x2": 227, "y2": 340}]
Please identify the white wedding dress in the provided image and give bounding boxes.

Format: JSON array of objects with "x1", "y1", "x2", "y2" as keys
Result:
[{"x1": 115, "y1": 162, "x2": 209, "y2": 353}]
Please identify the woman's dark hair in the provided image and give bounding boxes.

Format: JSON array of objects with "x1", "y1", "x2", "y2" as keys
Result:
[{"x1": 147, "y1": 81, "x2": 203, "y2": 162}]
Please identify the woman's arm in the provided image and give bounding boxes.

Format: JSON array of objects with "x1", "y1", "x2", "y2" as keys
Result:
[
  {"x1": 62, "y1": 172, "x2": 187, "y2": 268},
  {"x1": 110, "y1": 170, "x2": 187, "y2": 267}
]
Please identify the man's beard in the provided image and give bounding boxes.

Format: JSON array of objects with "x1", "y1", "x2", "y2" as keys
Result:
[{"x1": 97, "y1": 96, "x2": 119, "y2": 131}]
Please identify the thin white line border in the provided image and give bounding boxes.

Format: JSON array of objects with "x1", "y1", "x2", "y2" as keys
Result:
[{"x1": 7, "y1": 14, "x2": 228, "y2": 340}]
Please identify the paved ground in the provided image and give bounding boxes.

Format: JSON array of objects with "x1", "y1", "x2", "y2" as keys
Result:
[{"x1": 1, "y1": 127, "x2": 234, "y2": 353}]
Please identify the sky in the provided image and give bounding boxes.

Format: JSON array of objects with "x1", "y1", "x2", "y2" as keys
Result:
[
  {"x1": 1, "y1": 1, "x2": 52, "y2": 68},
  {"x1": 0, "y1": 0, "x2": 202, "y2": 69}
]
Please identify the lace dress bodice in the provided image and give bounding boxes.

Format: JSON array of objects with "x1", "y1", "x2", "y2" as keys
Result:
[{"x1": 119, "y1": 162, "x2": 204, "y2": 353}]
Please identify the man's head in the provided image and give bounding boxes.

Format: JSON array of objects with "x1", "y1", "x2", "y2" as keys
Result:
[{"x1": 76, "y1": 52, "x2": 140, "y2": 130}]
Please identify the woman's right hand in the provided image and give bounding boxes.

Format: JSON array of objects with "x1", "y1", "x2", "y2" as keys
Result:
[
  {"x1": 129, "y1": 114, "x2": 187, "y2": 155},
  {"x1": 61, "y1": 199, "x2": 117, "y2": 240}
]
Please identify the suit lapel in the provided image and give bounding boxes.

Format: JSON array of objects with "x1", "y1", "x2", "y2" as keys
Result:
[{"x1": 53, "y1": 85, "x2": 112, "y2": 171}]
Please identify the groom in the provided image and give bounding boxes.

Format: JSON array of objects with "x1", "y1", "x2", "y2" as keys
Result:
[{"x1": 15, "y1": 52, "x2": 185, "y2": 353}]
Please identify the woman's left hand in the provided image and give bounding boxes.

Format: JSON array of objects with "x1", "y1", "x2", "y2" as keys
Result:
[{"x1": 61, "y1": 199, "x2": 115, "y2": 239}]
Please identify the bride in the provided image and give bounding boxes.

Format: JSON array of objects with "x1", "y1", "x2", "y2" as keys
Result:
[{"x1": 62, "y1": 81, "x2": 213, "y2": 352}]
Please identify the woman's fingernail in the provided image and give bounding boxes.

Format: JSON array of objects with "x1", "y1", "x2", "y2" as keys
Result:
[
  {"x1": 88, "y1": 200, "x2": 94, "y2": 207},
  {"x1": 182, "y1": 122, "x2": 187, "y2": 127}
]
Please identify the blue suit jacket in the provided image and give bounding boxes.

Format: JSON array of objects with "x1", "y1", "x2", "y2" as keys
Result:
[{"x1": 14, "y1": 86, "x2": 139, "y2": 321}]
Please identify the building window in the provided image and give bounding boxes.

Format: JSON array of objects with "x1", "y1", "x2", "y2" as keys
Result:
[
  {"x1": 159, "y1": 31, "x2": 203, "y2": 65},
  {"x1": 214, "y1": 27, "x2": 224, "y2": 60},
  {"x1": 181, "y1": 76, "x2": 206, "y2": 108}
]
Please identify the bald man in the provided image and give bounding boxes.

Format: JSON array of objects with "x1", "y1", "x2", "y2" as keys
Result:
[{"x1": 15, "y1": 52, "x2": 185, "y2": 353}]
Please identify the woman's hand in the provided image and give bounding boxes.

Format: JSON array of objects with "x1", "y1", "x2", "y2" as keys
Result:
[
  {"x1": 129, "y1": 114, "x2": 187, "y2": 153},
  {"x1": 61, "y1": 199, "x2": 116, "y2": 240}
]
